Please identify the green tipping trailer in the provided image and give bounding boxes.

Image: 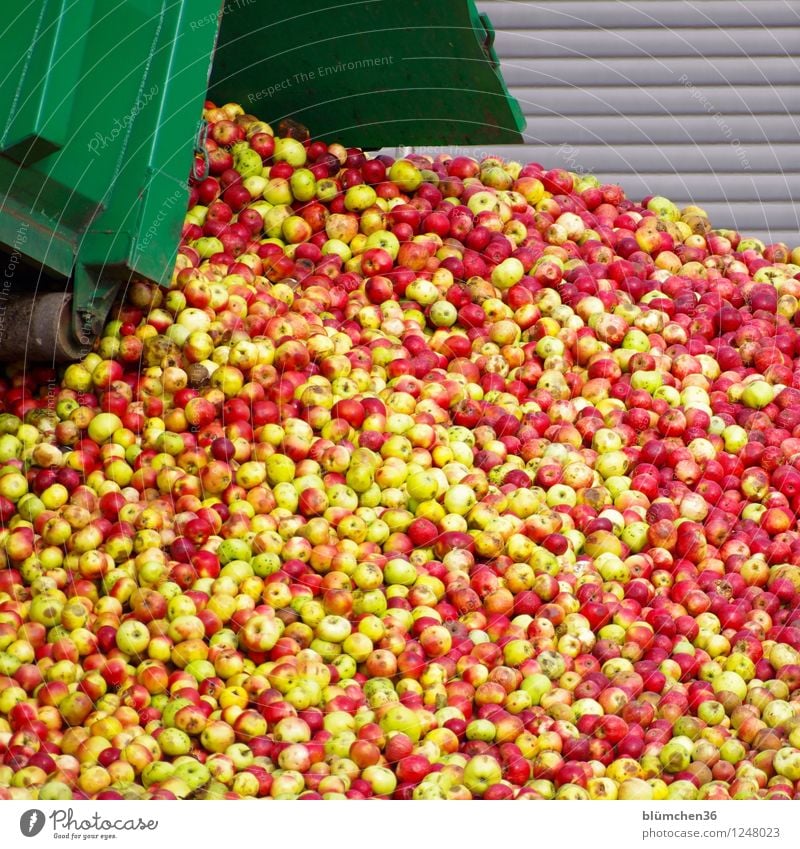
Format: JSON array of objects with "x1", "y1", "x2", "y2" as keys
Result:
[{"x1": 0, "y1": 0, "x2": 524, "y2": 362}]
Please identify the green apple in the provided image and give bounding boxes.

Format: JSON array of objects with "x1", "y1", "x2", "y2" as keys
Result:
[
  {"x1": 264, "y1": 178, "x2": 293, "y2": 206},
  {"x1": 380, "y1": 704, "x2": 421, "y2": 742},
  {"x1": 741, "y1": 380, "x2": 773, "y2": 409},
  {"x1": 321, "y1": 239, "x2": 352, "y2": 261},
  {"x1": 443, "y1": 483, "x2": 477, "y2": 515},
  {"x1": 467, "y1": 191, "x2": 497, "y2": 215},
  {"x1": 659, "y1": 738, "x2": 693, "y2": 773},
  {"x1": 406, "y1": 470, "x2": 440, "y2": 501},
  {"x1": 491, "y1": 257, "x2": 524, "y2": 290},
  {"x1": 462, "y1": 754, "x2": 502, "y2": 796},
  {"x1": 621, "y1": 521, "x2": 649, "y2": 553},
  {"x1": 38, "y1": 780, "x2": 74, "y2": 800},
  {"x1": 696, "y1": 700, "x2": 725, "y2": 726},
  {"x1": 316, "y1": 615, "x2": 352, "y2": 643},
  {"x1": 429, "y1": 300, "x2": 458, "y2": 327},
  {"x1": 647, "y1": 195, "x2": 680, "y2": 221},
  {"x1": 622, "y1": 328, "x2": 650, "y2": 351},
  {"x1": 466, "y1": 719, "x2": 496, "y2": 742},
  {"x1": 263, "y1": 204, "x2": 292, "y2": 237},
  {"x1": 712, "y1": 670, "x2": 747, "y2": 700},
  {"x1": 233, "y1": 145, "x2": 263, "y2": 178},
  {"x1": 362, "y1": 765, "x2": 397, "y2": 795},
  {"x1": 722, "y1": 424, "x2": 748, "y2": 453},
  {"x1": 242, "y1": 175, "x2": 267, "y2": 198},
  {"x1": 159, "y1": 728, "x2": 192, "y2": 757},
  {"x1": 630, "y1": 370, "x2": 662, "y2": 393},
  {"x1": 406, "y1": 278, "x2": 438, "y2": 306},
  {"x1": 773, "y1": 747, "x2": 800, "y2": 782},
  {"x1": 87, "y1": 412, "x2": 123, "y2": 444},
  {"x1": 290, "y1": 168, "x2": 317, "y2": 201},
  {"x1": 115, "y1": 619, "x2": 150, "y2": 654},
  {"x1": 413, "y1": 781, "x2": 446, "y2": 800},
  {"x1": 365, "y1": 230, "x2": 400, "y2": 259},
  {"x1": 142, "y1": 761, "x2": 176, "y2": 788},
  {"x1": 344, "y1": 184, "x2": 377, "y2": 211},
  {"x1": 273, "y1": 137, "x2": 307, "y2": 167},
  {"x1": 388, "y1": 160, "x2": 422, "y2": 192},
  {"x1": 384, "y1": 558, "x2": 417, "y2": 586}
]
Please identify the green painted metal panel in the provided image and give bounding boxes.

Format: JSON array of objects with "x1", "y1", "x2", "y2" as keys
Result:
[
  {"x1": 0, "y1": 0, "x2": 221, "y2": 349},
  {"x1": 0, "y1": 0, "x2": 93, "y2": 164}
]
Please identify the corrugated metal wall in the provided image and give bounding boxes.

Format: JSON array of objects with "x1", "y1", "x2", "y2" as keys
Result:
[{"x1": 472, "y1": 0, "x2": 799, "y2": 245}]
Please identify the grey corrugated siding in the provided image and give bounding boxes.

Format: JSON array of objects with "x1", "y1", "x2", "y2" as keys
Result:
[{"x1": 469, "y1": 0, "x2": 800, "y2": 245}]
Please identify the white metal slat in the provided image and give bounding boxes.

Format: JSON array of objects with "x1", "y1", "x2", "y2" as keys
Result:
[
  {"x1": 508, "y1": 86, "x2": 800, "y2": 117},
  {"x1": 518, "y1": 115, "x2": 800, "y2": 145},
  {"x1": 494, "y1": 28, "x2": 800, "y2": 59},
  {"x1": 485, "y1": 1, "x2": 800, "y2": 30},
  {"x1": 500, "y1": 56, "x2": 800, "y2": 87}
]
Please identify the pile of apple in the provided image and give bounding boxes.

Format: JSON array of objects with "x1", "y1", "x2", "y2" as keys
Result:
[{"x1": 2, "y1": 100, "x2": 800, "y2": 802}]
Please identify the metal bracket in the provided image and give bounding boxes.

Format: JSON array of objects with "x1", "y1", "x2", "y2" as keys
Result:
[
  {"x1": 192, "y1": 119, "x2": 211, "y2": 182},
  {"x1": 71, "y1": 264, "x2": 121, "y2": 352},
  {"x1": 478, "y1": 12, "x2": 499, "y2": 69}
]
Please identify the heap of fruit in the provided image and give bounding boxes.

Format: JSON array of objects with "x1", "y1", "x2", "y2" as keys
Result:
[{"x1": 2, "y1": 99, "x2": 800, "y2": 802}]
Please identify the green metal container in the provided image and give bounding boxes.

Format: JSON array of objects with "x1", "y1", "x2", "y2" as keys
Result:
[
  {"x1": 0, "y1": 0, "x2": 523, "y2": 360},
  {"x1": 209, "y1": 0, "x2": 526, "y2": 149}
]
